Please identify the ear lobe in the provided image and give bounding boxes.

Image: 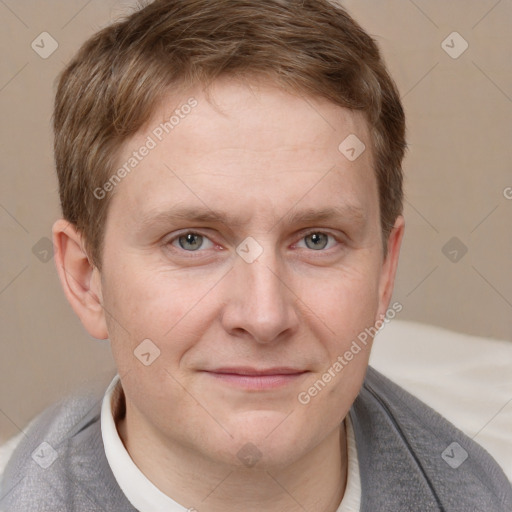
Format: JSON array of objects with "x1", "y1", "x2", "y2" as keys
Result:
[
  {"x1": 52, "y1": 219, "x2": 108, "y2": 340},
  {"x1": 376, "y1": 215, "x2": 405, "y2": 321}
]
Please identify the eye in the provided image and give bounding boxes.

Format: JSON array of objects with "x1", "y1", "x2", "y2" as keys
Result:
[
  {"x1": 297, "y1": 232, "x2": 338, "y2": 251},
  {"x1": 170, "y1": 232, "x2": 214, "y2": 251}
]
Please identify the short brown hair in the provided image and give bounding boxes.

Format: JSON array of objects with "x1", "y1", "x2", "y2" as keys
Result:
[{"x1": 53, "y1": 0, "x2": 406, "y2": 268}]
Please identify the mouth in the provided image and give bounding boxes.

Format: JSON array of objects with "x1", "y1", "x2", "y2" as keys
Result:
[{"x1": 202, "y1": 367, "x2": 309, "y2": 390}]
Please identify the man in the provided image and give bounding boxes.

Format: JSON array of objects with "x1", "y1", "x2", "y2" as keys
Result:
[{"x1": 2, "y1": 0, "x2": 511, "y2": 510}]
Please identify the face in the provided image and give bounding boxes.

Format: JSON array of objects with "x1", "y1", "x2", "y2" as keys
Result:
[{"x1": 96, "y1": 77, "x2": 403, "y2": 469}]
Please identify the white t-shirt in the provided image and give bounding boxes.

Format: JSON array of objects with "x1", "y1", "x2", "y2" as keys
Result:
[{"x1": 101, "y1": 375, "x2": 361, "y2": 511}]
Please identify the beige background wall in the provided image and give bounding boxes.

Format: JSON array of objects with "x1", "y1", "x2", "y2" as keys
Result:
[{"x1": 1, "y1": 0, "x2": 511, "y2": 442}]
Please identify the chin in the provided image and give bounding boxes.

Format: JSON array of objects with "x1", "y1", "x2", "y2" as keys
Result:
[{"x1": 216, "y1": 410, "x2": 312, "y2": 469}]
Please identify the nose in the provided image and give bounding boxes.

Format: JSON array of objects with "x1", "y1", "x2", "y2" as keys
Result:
[{"x1": 220, "y1": 244, "x2": 299, "y2": 345}]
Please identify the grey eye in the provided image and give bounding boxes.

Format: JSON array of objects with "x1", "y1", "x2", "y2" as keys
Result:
[
  {"x1": 177, "y1": 233, "x2": 204, "y2": 251},
  {"x1": 304, "y1": 232, "x2": 329, "y2": 250}
]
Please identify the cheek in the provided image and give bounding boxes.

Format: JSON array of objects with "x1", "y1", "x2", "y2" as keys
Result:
[
  {"x1": 294, "y1": 269, "x2": 380, "y2": 424},
  {"x1": 101, "y1": 264, "x2": 181, "y2": 352},
  {"x1": 297, "y1": 261, "x2": 381, "y2": 339},
  {"x1": 101, "y1": 258, "x2": 224, "y2": 368},
  {"x1": 104, "y1": 255, "x2": 184, "y2": 322}
]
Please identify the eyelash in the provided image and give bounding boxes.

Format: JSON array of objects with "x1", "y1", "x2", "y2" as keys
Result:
[{"x1": 165, "y1": 229, "x2": 342, "y2": 256}]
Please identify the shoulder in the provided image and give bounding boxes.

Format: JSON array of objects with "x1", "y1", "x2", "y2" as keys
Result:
[
  {"x1": 1, "y1": 385, "x2": 133, "y2": 512},
  {"x1": 351, "y1": 365, "x2": 512, "y2": 511}
]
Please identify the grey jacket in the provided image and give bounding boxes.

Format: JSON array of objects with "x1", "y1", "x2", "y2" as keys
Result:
[{"x1": 1, "y1": 366, "x2": 511, "y2": 511}]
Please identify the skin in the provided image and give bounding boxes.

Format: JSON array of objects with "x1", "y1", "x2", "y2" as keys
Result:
[{"x1": 53, "y1": 76, "x2": 404, "y2": 512}]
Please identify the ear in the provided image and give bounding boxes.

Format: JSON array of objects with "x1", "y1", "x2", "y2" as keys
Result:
[
  {"x1": 376, "y1": 215, "x2": 405, "y2": 321},
  {"x1": 52, "y1": 219, "x2": 108, "y2": 339}
]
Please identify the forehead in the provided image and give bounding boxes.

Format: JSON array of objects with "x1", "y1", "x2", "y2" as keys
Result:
[{"x1": 106, "y1": 78, "x2": 378, "y2": 230}]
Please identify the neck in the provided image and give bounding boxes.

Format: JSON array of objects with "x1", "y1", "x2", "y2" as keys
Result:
[{"x1": 117, "y1": 400, "x2": 347, "y2": 512}]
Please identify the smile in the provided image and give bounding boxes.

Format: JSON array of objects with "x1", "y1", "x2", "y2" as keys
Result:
[{"x1": 202, "y1": 367, "x2": 309, "y2": 391}]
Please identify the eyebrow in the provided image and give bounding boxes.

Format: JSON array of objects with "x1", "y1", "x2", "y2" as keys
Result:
[
  {"x1": 280, "y1": 205, "x2": 366, "y2": 226},
  {"x1": 136, "y1": 204, "x2": 366, "y2": 233}
]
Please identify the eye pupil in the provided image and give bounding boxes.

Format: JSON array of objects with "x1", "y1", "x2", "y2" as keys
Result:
[
  {"x1": 178, "y1": 233, "x2": 203, "y2": 251},
  {"x1": 305, "y1": 232, "x2": 328, "y2": 250}
]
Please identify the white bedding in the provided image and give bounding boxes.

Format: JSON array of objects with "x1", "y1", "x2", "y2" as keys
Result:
[
  {"x1": 1, "y1": 320, "x2": 511, "y2": 484},
  {"x1": 370, "y1": 320, "x2": 512, "y2": 481}
]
